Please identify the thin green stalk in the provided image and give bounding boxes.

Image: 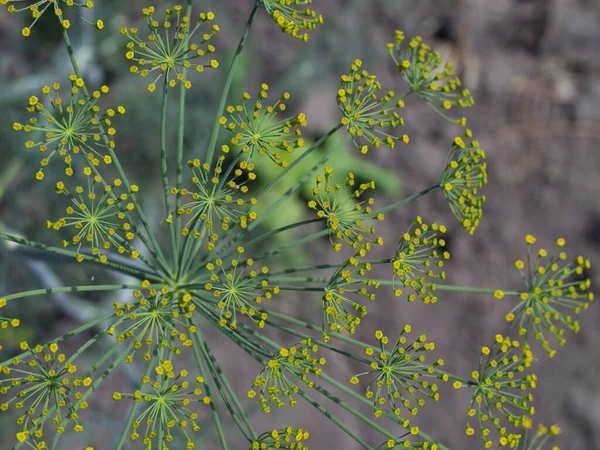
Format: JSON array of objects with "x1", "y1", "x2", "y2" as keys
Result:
[
  {"x1": 61, "y1": 28, "x2": 172, "y2": 277},
  {"x1": 195, "y1": 327, "x2": 257, "y2": 442},
  {"x1": 205, "y1": 0, "x2": 260, "y2": 165},
  {"x1": 252, "y1": 229, "x2": 329, "y2": 262},
  {"x1": 268, "y1": 258, "x2": 393, "y2": 278},
  {"x1": 159, "y1": 77, "x2": 178, "y2": 273},
  {"x1": 372, "y1": 184, "x2": 440, "y2": 217},
  {"x1": 373, "y1": 280, "x2": 520, "y2": 296},
  {"x1": 188, "y1": 324, "x2": 229, "y2": 449},
  {"x1": 296, "y1": 389, "x2": 376, "y2": 449},
  {"x1": 254, "y1": 123, "x2": 343, "y2": 204},
  {"x1": 0, "y1": 232, "x2": 163, "y2": 282},
  {"x1": 1, "y1": 284, "x2": 153, "y2": 303}
]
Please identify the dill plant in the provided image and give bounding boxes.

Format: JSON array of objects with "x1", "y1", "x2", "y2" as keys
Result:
[{"x1": 0, "y1": 1, "x2": 593, "y2": 449}]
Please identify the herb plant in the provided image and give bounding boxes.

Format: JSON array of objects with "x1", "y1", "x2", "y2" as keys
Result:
[{"x1": 0, "y1": 1, "x2": 593, "y2": 449}]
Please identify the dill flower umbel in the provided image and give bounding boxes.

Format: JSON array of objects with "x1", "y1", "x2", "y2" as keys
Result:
[
  {"x1": 46, "y1": 175, "x2": 138, "y2": 262},
  {"x1": 506, "y1": 423, "x2": 561, "y2": 450},
  {"x1": 0, "y1": 342, "x2": 91, "y2": 446},
  {"x1": 337, "y1": 59, "x2": 408, "y2": 154},
  {"x1": 107, "y1": 287, "x2": 195, "y2": 362},
  {"x1": 172, "y1": 151, "x2": 257, "y2": 249},
  {"x1": 323, "y1": 248, "x2": 379, "y2": 334},
  {"x1": 248, "y1": 339, "x2": 325, "y2": 413},
  {"x1": 203, "y1": 248, "x2": 277, "y2": 330},
  {"x1": 260, "y1": 0, "x2": 323, "y2": 41},
  {"x1": 13, "y1": 77, "x2": 123, "y2": 179},
  {"x1": 308, "y1": 166, "x2": 384, "y2": 251},
  {"x1": 388, "y1": 30, "x2": 474, "y2": 124},
  {"x1": 121, "y1": 5, "x2": 220, "y2": 92},
  {"x1": 440, "y1": 131, "x2": 487, "y2": 234},
  {"x1": 220, "y1": 84, "x2": 307, "y2": 167},
  {"x1": 350, "y1": 327, "x2": 444, "y2": 422},
  {"x1": 112, "y1": 360, "x2": 210, "y2": 449},
  {"x1": 462, "y1": 335, "x2": 536, "y2": 449},
  {"x1": 1, "y1": 0, "x2": 94, "y2": 37},
  {"x1": 251, "y1": 426, "x2": 310, "y2": 449},
  {"x1": 507, "y1": 235, "x2": 593, "y2": 357},
  {"x1": 392, "y1": 216, "x2": 449, "y2": 304}
]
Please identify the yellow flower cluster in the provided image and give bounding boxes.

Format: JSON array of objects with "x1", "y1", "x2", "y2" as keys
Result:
[
  {"x1": 220, "y1": 84, "x2": 307, "y2": 167},
  {"x1": 121, "y1": 6, "x2": 219, "y2": 91},
  {"x1": 337, "y1": 59, "x2": 408, "y2": 154},
  {"x1": 251, "y1": 426, "x2": 310, "y2": 449},
  {"x1": 261, "y1": 0, "x2": 323, "y2": 41},
  {"x1": 392, "y1": 216, "x2": 450, "y2": 304}
]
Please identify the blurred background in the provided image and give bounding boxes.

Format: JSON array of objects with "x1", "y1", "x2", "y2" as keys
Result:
[{"x1": 1, "y1": 0, "x2": 599, "y2": 449}]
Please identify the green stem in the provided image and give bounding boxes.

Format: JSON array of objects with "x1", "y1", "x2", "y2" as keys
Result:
[
  {"x1": 254, "y1": 123, "x2": 343, "y2": 205},
  {"x1": 252, "y1": 230, "x2": 329, "y2": 262},
  {"x1": 0, "y1": 232, "x2": 163, "y2": 282},
  {"x1": 373, "y1": 280, "x2": 520, "y2": 296},
  {"x1": 174, "y1": 0, "x2": 195, "y2": 267},
  {"x1": 159, "y1": 77, "x2": 178, "y2": 274},
  {"x1": 1, "y1": 283, "x2": 154, "y2": 302},
  {"x1": 372, "y1": 184, "x2": 440, "y2": 217},
  {"x1": 61, "y1": 28, "x2": 172, "y2": 277},
  {"x1": 205, "y1": 0, "x2": 260, "y2": 165},
  {"x1": 188, "y1": 323, "x2": 229, "y2": 449}
]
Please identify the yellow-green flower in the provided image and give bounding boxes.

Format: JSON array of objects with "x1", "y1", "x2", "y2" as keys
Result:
[
  {"x1": 220, "y1": 84, "x2": 307, "y2": 167},
  {"x1": 0, "y1": 342, "x2": 90, "y2": 447},
  {"x1": 121, "y1": 5, "x2": 220, "y2": 91},
  {"x1": 337, "y1": 59, "x2": 408, "y2": 154},
  {"x1": 377, "y1": 439, "x2": 438, "y2": 450},
  {"x1": 388, "y1": 30, "x2": 474, "y2": 124},
  {"x1": 0, "y1": 297, "x2": 20, "y2": 330},
  {"x1": 107, "y1": 288, "x2": 195, "y2": 362},
  {"x1": 46, "y1": 175, "x2": 138, "y2": 262},
  {"x1": 261, "y1": 0, "x2": 323, "y2": 41},
  {"x1": 323, "y1": 247, "x2": 379, "y2": 334},
  {"x1": 502, "y1": 423, "x2": 561, "y2": 450},
  {"x1": 248, "y1": 339, "x2": 325, "y2": 413},
  {"x1": 351, "y1": 327, "x2": 444, "y2": 422},
  {"x1": 308, "y1": 166, "x2": 383, "y2": 252},
  {"x1": 13, "y1": 77, "x2": 123, "y2": 178},
  {"x1": 462, "y1": 335, "x2": 536, "y2": 449},
  {"x1": 251, "y1": 426, "x2": 310, "y2": 449},
  {"x1": 204, "y1": 248, "x2": 277, "y2": 330},
  {"x1": 1, "y1": 0, "x2": 94, "y2": 37},
  {"x1": 392, "y1": 217, "x2": 450, "y2": 304},
  {"x1": 112, "y1": 360, "x2": 210, "y2": 449},
  {"x1": 172, "y1": 150, "x2": 257, "y2": 251},
  {"x1": 440, "y1": 130, "x2": 487, "y2": 234},
  {"x1": 508, "y1": 236, "x2": 593, "y2": 357}
]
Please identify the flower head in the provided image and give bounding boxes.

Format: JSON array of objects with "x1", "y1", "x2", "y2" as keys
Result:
[
  {"x1": 112, "y1": 360, "x2": 210, "y2": 449},
  {"x1": 172, "y1": 150, "x2": 257, "y2": 250},
  {"x1": 248, "y1": 339, "x2": 325, "y2": 413},
  {"x1": 507, "y1": 236, "x2": 593, "y2": 356},
  {"x1": 337, "y1": 59, "x2": 408, "y2": 154},
  {"x1": 440, "y1": 130, "x2": 487, "y2": 234},
  {"x1": 323, "y1": 247, "x2": 379, "y2": 334},
  {"x1": 107, "y1": 287, "x2": 195, "y2": 362},
  {"x1": 204, "y1": 248, "x2": 277, "y2": 330},
  {"x1": 261, "y1": 0, "x2": 323, "y2": 41},
  {"x1": 308, "y1": 166, "x2": 383, "y2": 251},
  {"x1": 2, "y1": 0, "x2": 94, "y2": 37},
  {"x1": 388, "y1": 31, "x2": 474, "y2": 124},
  {"x1": 46, "y1": 175, "x2": 138, "y2": 262},
  {"x1": 350, "y1": 327, "x2": 444, "y2": 423},
  {"x1": 463, "y1": 335, "x2": 536, "y2": 449},
  {"x1": 13, "y1": 78, "x2": 123, "y2": 178},
  {"x1": 220, "y1": 84, "x2": 307, "y2": 167},
  {"x1": 0, "y1": 342, "x2": 90, "y2": 446},
  {"x1": 251, "y1": 426, "x2": 310, "y2": 449},
  {"x1": 121, "y1": 6, "x2": 219, "y2": 91},
  {"x1": 392, "y1": 217, "x2": 449, "y2": 304}
]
